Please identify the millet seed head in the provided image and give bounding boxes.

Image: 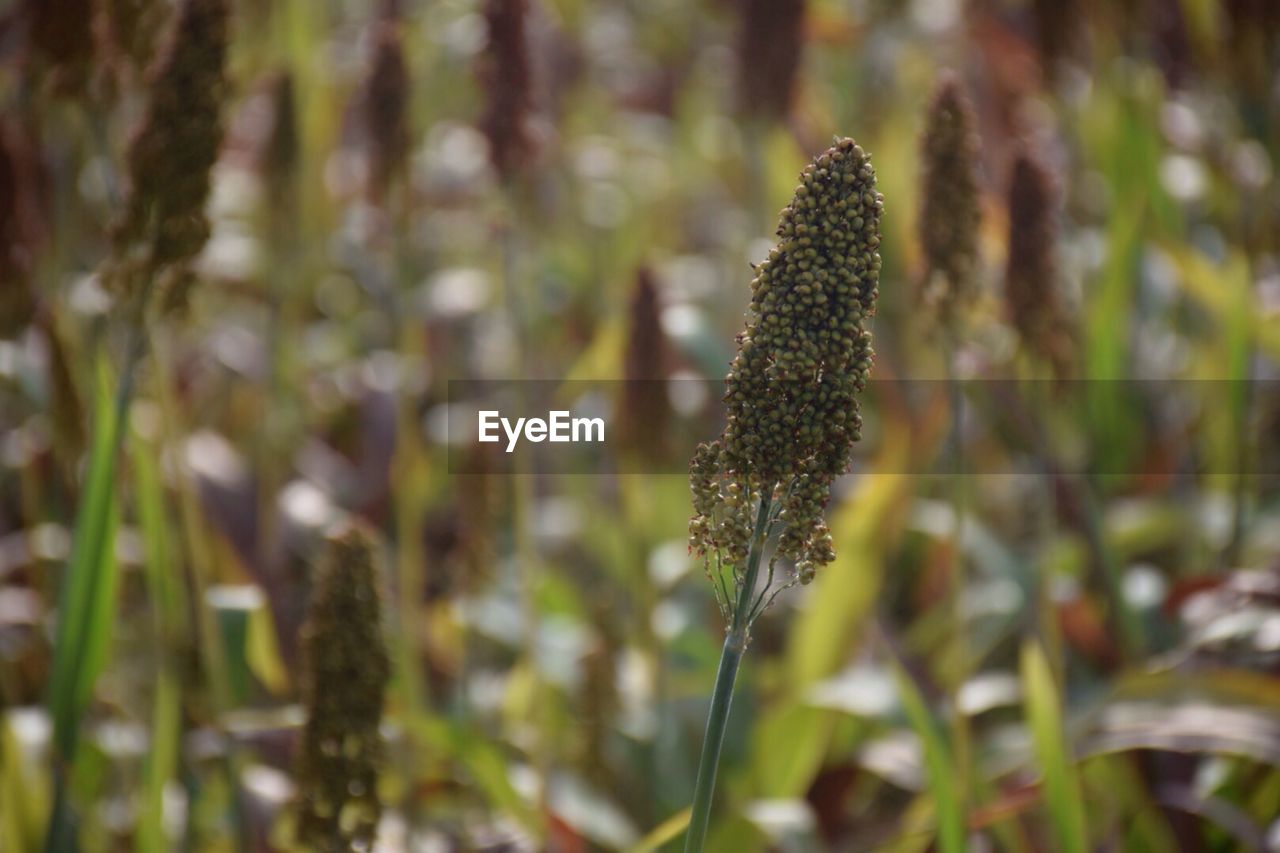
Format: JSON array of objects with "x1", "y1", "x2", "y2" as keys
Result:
[
  {"x1": 0, "y1": 131, "x2": 35, "y2": 336},
  {"x1": 100, "y1": 0, "x2": 164, "y2": 74},
  {"x1": 918, "y1": 71, "x2": 981, "y2": 326},
  {"x1": 1032, "y1": 0, "x2": 1080, "y2": 81},
  {"x1": 737, "y1": 0, "x2": 806, "y2": 121},
  {"x1": 294, "y1": 523, "x2": 391, "y2": 851},
  {"x1": 1225, "y1": 0, "x2": 1280, "y2": 98},
  {"x1": 618, "y1": 265, "x2": 673, "y2": 463},
  {"x1": 690, "y1": 138, "x2": 880, "y2": 580},
  {"x1": 109, "y1": 0, "x2": 230, "y2": 309},
  {"x1": 1004, "y1": 146, "x2": 1073, "y2": 378},
  {"x1": 0, "y1": 123, "x2": 49, "y2": 336},
  {"x1": 477, "y1": 0, "x2": 535, "y2": 182},
  {"x1": 26, "y1": 0, "x2": 94, "y2": 95}
]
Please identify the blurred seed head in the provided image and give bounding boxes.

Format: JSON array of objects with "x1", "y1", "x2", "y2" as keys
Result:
[
  {"x1": 617, "y1": 266, "x2": 673, "y2": 463},
  {"x1": 25, "y1": 0, "x2": 95, "y2": 95},
  {"x1": 363, "y1": 24, "x2": 409, "y2": 203},
  {"x1": 1004, "y1": 146, "x2": 1073, "y2": 378},
  {"x1": 0, "y1": 131, "x2": 34, "y2": 336},
  {"x1": 690, "y1": 138, "x2": 881, "y2": 582},
  {"x1": 477, "y1": 0, "x2": 536, "y2": 182},
  {"x1": 737, "y1": 0, "x2": 806, "y2": 121},
  {"x1": 1031, "y1": 0, "x2": 1079, "y2": 82},
  {"x1": 918, "y1": 72, "x2": 981, "y2": 327},
  {"x1": 294, "y1": 523, "x2": 390, "y2": 851},
  {"x1": 99, "y1": 0, "x2": 164, "y2": 73},
  {"x1": 1224, "y1": 0, "x2": 1280, "y2": 97},
  {"x1": 109, "y1": 0, "x2": 230, "y2": 311},
  {"x1": 0, "y1": 123, "x2": 48, "y2": 337},
  {"x1": 0, "y1": 135, "x2": 22, "y2": 280}
]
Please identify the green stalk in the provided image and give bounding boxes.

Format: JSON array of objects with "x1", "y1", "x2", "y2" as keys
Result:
[
  {"x1": 44, "y1": 280, "x2": 153, "y2": 852},
  {"x1": 499, "y1": 200, "x2": 550, "y2": 836},
  {"x1": 133, "y1": 409, "x2": 184, "y2": 853},
  {"x1": 684, "y1": 491, "x2": 773, "y2": 853},
  {"x1": 388, "y1": 213, "x2": 428, "y2": 725},
  {"x1": 943, "y1": 330, "x2": 972, "y2": 817},
  {"x1": 683, "y1": 634, "x2": 743, "y2": 852},
  {"x1": 1026, "y1": 379, "x2": 1065, "y2": 670}
]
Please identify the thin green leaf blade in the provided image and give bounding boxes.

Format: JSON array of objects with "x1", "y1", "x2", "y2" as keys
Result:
[
  {"x1": 137, "y1": 671, "x2": 179, "y2": 853},
  {"x1": 47, "y1": 363, "x2": 123, "y2": 761},
  {"x1": 2, "y1": 717, "x2": 47, "y2": 853},
  {"x1": 132, "y1": 421, "x2": 182, "y2": 853},
  {"x1": 626, "y1": 808, "x2": 691, "y2": 853},
  {"x1": 892, "y1": 664, "x2": 965, "y2": 853},
  {"x1": 1021, "y1": 640, "x2": 1088, "y2": 853}
]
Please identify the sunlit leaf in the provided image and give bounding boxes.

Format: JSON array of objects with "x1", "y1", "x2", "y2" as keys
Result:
[
  {"x1": 626, "y1": 807, "x2": 690, "y2": 853},
  {"x1": 1021, "y1": 640, "x2": 1088, "y2": 853},
  {"x1": 786, "y1": 428, "x2": 912, "y2": 689},
  {"x1": 892, "y1": 664, "x2": 965, "y2": 853}
]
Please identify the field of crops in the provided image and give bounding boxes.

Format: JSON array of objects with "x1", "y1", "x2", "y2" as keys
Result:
[{"x1": 2, "y1": 0, "x2": 1279, "y2": 850}]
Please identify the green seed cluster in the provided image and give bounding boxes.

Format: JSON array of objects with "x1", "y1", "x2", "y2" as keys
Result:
[
  {"x1": 294, "y1": 525, "x2": 391, "y2": 851},
  {"x1": 690, "y1": 138, "x2": 880, "y2": 585},
  {"x1": 108, "y1": 0, "x2": 229, "y2": 310},
  {"x1": 918, "y1": 72, "x2": 980, "y2": 325}
]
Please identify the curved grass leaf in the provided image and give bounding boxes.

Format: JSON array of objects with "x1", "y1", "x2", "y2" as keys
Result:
[
  {"x1": 1020, "y1": 640, "x2": 1088, "y2": 853},
  {"x1": 626, "y1": 808, "x2": 690, "y2": 853},
  {"x1": 892, "y1": 663, "x2": 965, "y2": 853},
  {"x1": 47, "y1": 363, "x2": 123, "y2": 762},
  {"x1": 2, "y1": 718, "x2": 47, "y2": 853},
  {"x1": 132, "y1": 424, "x2": 181, "y2": 853}
]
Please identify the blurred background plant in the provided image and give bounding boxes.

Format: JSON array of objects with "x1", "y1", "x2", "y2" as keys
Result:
[{"x1": 0, "y1": 0, "x2": 1278, "y2": 850}]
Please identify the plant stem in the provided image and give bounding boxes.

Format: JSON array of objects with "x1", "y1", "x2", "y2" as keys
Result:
[
  {"x1": 45, "y1": 280, "x2": 152, "y2": 852},
  {"x1": 684, "y1": 491, "x2": 773, "y2": 853},
  {"x1": 1224, "y1": 342, "x2": 1255, "y2": 569},
  {"x1": 943, "y1": 330, "x2": 972, "y2": 816},
  {"x1": 498, "y1": 200, "x2": 551, "y2": 837},
  {"x1": 683, "y1": 633, "x2": 743, "y2": 853}
]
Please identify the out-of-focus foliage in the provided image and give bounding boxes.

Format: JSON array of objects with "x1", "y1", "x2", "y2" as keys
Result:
[{"x1": 1, "y1": 0, "x2": 1279, "y2": 850}]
